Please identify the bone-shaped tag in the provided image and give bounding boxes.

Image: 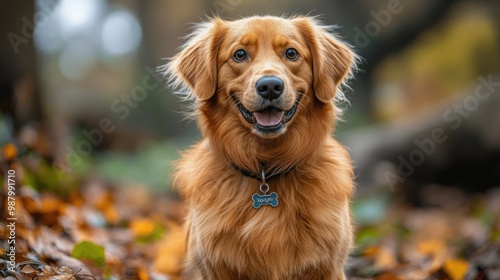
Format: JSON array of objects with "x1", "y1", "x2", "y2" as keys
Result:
[{"x1": 252, "y1": 192, "x2": 279, "y2": 208}]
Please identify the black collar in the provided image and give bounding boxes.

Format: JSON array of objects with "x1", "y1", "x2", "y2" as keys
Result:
[{"x1": 229, "y1": 161, "x2": 296, "y2": 181}]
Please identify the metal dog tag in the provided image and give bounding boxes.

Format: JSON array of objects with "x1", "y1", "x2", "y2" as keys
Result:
[
  {"x1": 252, "y1": 192, "x2": 279, "y2": 208},
  {"x1": 252, "y1": 170, "x2": 279, "y2": 208}
]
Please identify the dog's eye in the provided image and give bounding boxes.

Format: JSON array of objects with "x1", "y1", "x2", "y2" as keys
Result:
[
  {"x1": 233, "y1": 49, "x2": 247, "y2": 62},
  {"x1": 285, "y1": 48, "x2": 299, "y2": 60}
]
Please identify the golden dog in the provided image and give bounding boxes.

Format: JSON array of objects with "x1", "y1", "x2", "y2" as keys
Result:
[{"x1": 166, "y1": 16, "x2": 357, "y2": 280}]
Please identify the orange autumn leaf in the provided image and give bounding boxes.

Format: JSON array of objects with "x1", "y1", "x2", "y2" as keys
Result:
[
  {"x1": 95, "y1": 191, "x2": 114, "y2": 210},
  {"x1": 93, "y1": 190, "x2": 120, "y2": 224},
  {"x1": 375, "y1": 272, "x2": 402, "y2": 280},
  {"x1": 130, "y1": 218, "x2": 157, "y2": 237},
  {"x1": 137, "y1": 266, "x2": 150, "y2": 280},
  {"x1": 3, "y1": 143, "x2": 18, "y2": 161},
  {"x1": 153, "y1": 222, "x2": 186, "y2": 275},
  {"x1": 104, "y1": 206, "x2": 119, "y2": 224},
  {"x1": 363, "y1": 245, "x2": 379, "y2": 257},
  {"x1": 68, "y1": 190, "x2": 85, "y2": 207},
  {"x1": 443, "y1": 259, "x2": 469, "y2": 280},
  {"x1": 40, "y1": 195, "x2": 66, "y2": 214}
]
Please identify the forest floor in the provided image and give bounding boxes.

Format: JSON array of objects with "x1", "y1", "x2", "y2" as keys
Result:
[{"x1": 1, "y1": 149, "x2": 499, "y2": 280}]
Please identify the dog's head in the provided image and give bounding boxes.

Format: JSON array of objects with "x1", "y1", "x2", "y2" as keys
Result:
[{"x1": 166, "y1": 16, "x2": 356, "y2": 169}]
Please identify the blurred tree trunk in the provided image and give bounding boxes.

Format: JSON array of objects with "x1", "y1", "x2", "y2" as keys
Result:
[
  {"x1": 0, "y1": 1, "x2": 42, "y2": 132},
  {"x1": 135, "y1": 0, "x2": 210, "y2": 139},
  {"x1": 347, "y1": 75, "x2": 500, "y2": 202}
]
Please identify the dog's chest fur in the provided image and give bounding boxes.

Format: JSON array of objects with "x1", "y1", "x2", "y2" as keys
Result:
[{"x1": 175, "y1": 140, "x2": 353, "y2": 278}]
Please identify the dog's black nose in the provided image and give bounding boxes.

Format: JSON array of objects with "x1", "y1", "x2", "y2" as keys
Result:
[{"x1": 255, "y1": 76, "x2": 284, "y2": 101}]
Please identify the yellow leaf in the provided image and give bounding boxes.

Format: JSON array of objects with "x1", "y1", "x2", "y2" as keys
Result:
[
  {"x1": 137, "y1": 266, "x2": 150, "y2": 280},
  {"x1": 104, "y1": 206, "x2": 119, "y2": 224},
  {"x1": 130, "y1": 218, "x2": 156, "y2": 237},
  {"x1": 443, "y1": 259, "x2": 469, "y2": 280},
  {"x1": 153, "y1": 222, "x2": 186, "y2": 275}
]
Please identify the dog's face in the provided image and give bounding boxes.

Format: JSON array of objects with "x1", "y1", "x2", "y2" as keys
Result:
[
  {"x1": 169, "y1": 16, "x2": 355, "y2": 136},
  {"x1": 168, "y1": 16, "x2": 355, "y2": 168},
  {"x1": 217, "y1": 18, "x2": 311, "y2": 136}
]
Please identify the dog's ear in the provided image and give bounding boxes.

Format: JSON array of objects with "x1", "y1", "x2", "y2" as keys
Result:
[
  {"x1": 167, "y1": 19, "x2": 226, "y2": 100},
  {"x1": 293, "y1": 17, "x2": 356, "y2": 103}
]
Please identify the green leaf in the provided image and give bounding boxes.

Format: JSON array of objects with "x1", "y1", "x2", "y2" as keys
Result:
[
  {"x1": 355, "y1": 226, "x2": 381, "y2": 248},
  {"x1": 71, "y1": 241, "x2": 106, "y2": 267}
]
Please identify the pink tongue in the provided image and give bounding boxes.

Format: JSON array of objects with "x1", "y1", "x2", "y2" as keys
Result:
[{"x1": 253, "y1": 110, "x2": 284, "y2": 127}]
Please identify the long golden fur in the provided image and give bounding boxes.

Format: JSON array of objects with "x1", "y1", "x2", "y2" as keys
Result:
[{"x1": 165, "y1": 16, "x2": 357, "y2": 280}]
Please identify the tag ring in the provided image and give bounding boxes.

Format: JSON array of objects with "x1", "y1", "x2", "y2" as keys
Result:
[
  {"x1": 260, "y1": 170, "x2": 269, "y2": 194},
  {"x1": 259, "y1": 183, "x2": 270, "y2": 194}
]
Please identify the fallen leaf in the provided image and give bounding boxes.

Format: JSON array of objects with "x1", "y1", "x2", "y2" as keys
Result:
[
  {"x1": 417, "y1": 239, "x2": 446, "y2": 257},
  {"x1": 39, "y1": 195, "x2": 65, "y2": 214},
  {"x1": 20, "y1": 264, "x2": 36, "y2": 274},
  {"x1": 375, "y1": 247, "x2": 397, "y2": 270},
  {"x1": 443, "y1": 259, "x2": 469, "y2": 280},
  {"x1": 72, "y1": 241, "x2": 106, "y2": 267},
  {"x1": 2, "y1": 142, "x2": 18, "y2": 160},
  {"x1": 130, "y1": 218, "x2": 157, "y2": 237},
  {"x1": 375, "y1": 272, "x2": 402, "y2": 280},
  {"x1": 363, "y1": 245, "x2": 379, "y2": 257},
  {"x1": 138, "y1": 266, "x2": 150, "y2": 280},
  {"x1": 153, "y1": 222, "x2": 186, "y2": 275}
]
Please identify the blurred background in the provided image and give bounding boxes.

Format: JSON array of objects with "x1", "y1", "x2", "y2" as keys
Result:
[{"x1": 1, "y1": 0, "x2": 499, "y2": 213}]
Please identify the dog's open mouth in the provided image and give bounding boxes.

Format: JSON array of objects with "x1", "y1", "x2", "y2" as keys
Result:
[
  {"x1": 233, "y1": 96, "x2": 300, "y2": 135},
  {"x1": 253, "y1": 108, "x2": 284, "y2": 127}
]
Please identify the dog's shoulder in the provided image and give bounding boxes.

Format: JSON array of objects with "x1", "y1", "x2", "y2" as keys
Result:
[{"x1": 173, "y1": 139, "x2": 214, "y2": 196}]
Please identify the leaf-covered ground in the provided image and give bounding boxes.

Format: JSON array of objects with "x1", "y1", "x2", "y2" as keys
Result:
[{"x1": 1, "y1": 150, "x2": 499, "y2": 280}]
